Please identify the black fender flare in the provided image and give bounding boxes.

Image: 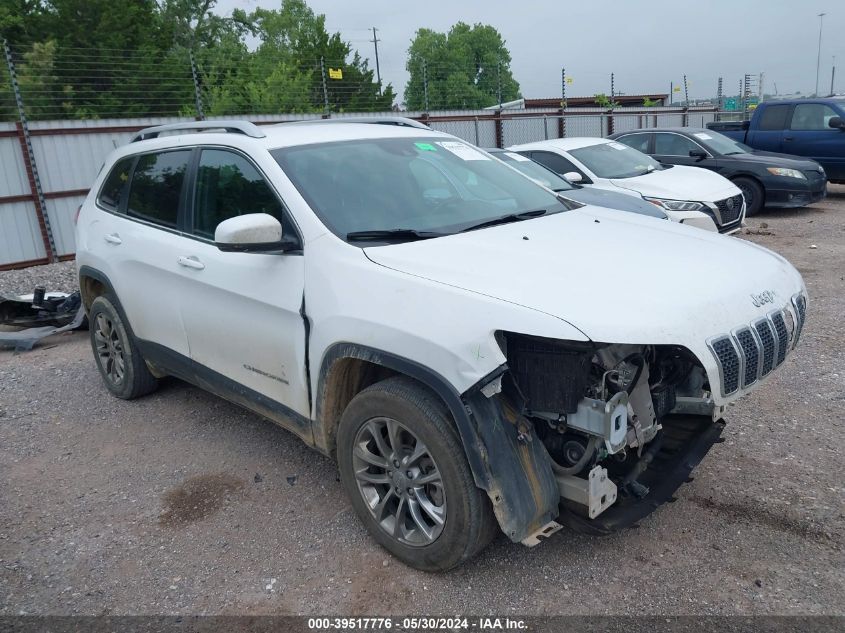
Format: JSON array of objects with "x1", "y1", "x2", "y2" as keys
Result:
[{"x1": 315, "y1": 343, "x2": 560, "y2": 542}]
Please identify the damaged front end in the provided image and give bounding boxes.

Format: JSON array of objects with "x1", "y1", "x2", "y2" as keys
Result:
[{"x1": 463, "y1": 332, "x2": 725, "y2": 544}]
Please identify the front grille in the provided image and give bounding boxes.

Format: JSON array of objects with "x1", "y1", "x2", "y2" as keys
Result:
[
  {"x1": 708, "y1": 293, "x2": 806, "y2": 397},
  {"x1": 754, "y1": 319, "x2": 776, "y2": 376},
  {"x1": 735, "y1": 328, "x2": 759, "y2": 387},
  {"x1": 710, "y1": 336, "x2": 740, "y2": 395},
  {"x1": 715, "y1": 194, "x2": 744, "y2": 225},
  {"x1": 792, "y1": 294, "x2": 807, "y2": 346},
  {"x1": 771, "y1": 312, "x2": 788, "y2": 366}
]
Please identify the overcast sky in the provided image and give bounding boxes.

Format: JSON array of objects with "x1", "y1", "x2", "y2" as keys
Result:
[{"x1": 216, "y1": 0, "x2": 843, "y2": 102}]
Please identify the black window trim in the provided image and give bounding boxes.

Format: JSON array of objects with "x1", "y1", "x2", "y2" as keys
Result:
[
  {"x1": 94, "y1": 144, "x2": 303, "y2": 254},
  {"x1": 652, "y1": 131, "x2": 711, "y2": 158}
]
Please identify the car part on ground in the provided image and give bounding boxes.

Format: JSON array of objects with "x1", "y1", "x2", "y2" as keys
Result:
[
  {"x1": 0, "y1": 289, "x2": 87, "y2": 351},
  {"x1": 608, "y1": 127, "x2": 828, "y2": 215}
]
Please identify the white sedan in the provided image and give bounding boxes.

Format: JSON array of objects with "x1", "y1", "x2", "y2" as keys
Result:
[{"x1": 508, "y1": 137, "x2": 746, "y2": 234}]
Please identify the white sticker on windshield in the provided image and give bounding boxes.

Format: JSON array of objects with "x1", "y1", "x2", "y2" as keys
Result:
[
  {"x1": 504, "y1": 151, "x2": 530, "y2": 162},
  {"x1": 608, "y1": 142, "x2": 627, "y2": 150},
  {"x1": 437, "y1": 141, "x2": 490, "y2": 161},
  {"x1": 693, "y1": 132, "x2": 713, "y2": 140}
]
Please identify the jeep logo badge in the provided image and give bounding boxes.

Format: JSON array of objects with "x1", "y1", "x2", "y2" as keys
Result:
[{"x1": 751, "y1": 290, "x2": 776, "y2": 307}]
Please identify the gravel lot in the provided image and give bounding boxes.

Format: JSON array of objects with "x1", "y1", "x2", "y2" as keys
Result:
[{"x1": 1, "y1": 187, "x2": 843, "y2": 616}]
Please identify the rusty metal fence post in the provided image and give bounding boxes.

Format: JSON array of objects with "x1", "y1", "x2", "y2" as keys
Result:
[{"x1": 3, "y1": 39, "x2": 57, "y2": 262}]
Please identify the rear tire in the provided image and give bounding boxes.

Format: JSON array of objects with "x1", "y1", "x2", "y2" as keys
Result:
[
  {"x1": 88, "y1": 295, "x2": 158, "y2": 400},
  {"x1": 337, "y1": 376, "x2": 497, "y2": 571},
  {"x1": 734, "y1": 176, "x2": 764, "y2": 216}
]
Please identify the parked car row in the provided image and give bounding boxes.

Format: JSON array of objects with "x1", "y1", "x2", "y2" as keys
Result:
[{"x1": 76, "y1": 117, "x2": 808, "y2": 572}]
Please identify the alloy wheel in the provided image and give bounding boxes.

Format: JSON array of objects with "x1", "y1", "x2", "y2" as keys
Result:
[
  {"x1": 352, "y1": 416, "x2": 446, "y2": 546},
  {"x1": 93, "y1": 313, "x2": 125, "y2": 385}
]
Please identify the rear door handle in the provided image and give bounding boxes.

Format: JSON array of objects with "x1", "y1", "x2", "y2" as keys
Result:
[
  {"x1": 104, "y1": 233, "x2": 122, "y2": 245},
  {"x1": 783, "y1": 136, "x2": 794, "y2": 141},
  {"x1": 177, "y1": 255, "x2": 205, "y2": 270}
]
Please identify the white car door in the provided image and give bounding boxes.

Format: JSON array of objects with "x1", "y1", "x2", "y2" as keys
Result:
[
  {"x1": 92, "y1": 150, "x2": 193, "y2": 359},
  {"x1": 176, "y1": 148, "x2": 311, "y2": 432}
]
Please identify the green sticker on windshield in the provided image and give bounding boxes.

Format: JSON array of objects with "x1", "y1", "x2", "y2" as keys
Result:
[{"x1": 415, "y1": 142, "x2": 437, "y2": 151}]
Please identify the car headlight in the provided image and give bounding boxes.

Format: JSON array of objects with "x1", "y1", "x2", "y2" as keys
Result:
[
  {"x1": 642, "y1": 197, "x2": 706, "y2": 212},
  {"x1": 766, "y1": 167, "x2": 806, "y2": 179}
]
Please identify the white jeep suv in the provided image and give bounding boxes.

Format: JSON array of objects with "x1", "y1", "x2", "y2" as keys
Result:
[{"x1": 75, "y1": 120, "x2": 807, "y2": 571}]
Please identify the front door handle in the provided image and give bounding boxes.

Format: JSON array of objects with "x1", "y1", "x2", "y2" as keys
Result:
[
  {"x1": 177, "y1": 255, "x2": 205, "y2": 270},
  {"x1": 104, "y1": 233, "x2": 122, "y2": 245}
]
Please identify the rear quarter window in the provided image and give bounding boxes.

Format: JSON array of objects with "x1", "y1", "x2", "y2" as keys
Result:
[{"x1": 97, "y1": 157, "x2": 134, "y2": 211}]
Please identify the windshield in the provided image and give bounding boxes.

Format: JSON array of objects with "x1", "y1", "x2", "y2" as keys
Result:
[
  {"x1": 690, "y1": 130, "x2": 749, "y2": 155},
  {"x1": 570, "y1": 142, "x2": 663, "y2": 178},
  {"x1": 491, "y1": 151, "x2": 575, "y2": 191},
  {"x1": 272, "y1": 138, "x2": 571, "y2": 240}
]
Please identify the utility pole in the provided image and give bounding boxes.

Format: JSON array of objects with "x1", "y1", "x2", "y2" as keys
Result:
[
  {"x1": 370, "y1": 27, "x2": 382, "y2": 95},
  {"x1": 832, "y1": 56, "x2": 837, "y2": 96},
  {"x1": 815, "y1": 12, "x2": 825, "y2": 96}
]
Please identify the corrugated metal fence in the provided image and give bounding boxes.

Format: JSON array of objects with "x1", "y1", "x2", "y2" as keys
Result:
[{"x1": 0, "y1": 106, "x2": 718, "y2": 270}]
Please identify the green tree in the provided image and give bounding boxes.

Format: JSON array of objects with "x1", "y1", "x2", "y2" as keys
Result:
[{"x1": 405, "y1": 22, "x2": 520, "y2": 110}]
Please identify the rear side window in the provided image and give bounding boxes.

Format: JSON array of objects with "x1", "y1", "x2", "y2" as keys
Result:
[
  {"x1": 654, "y1": 133, "x2": 700, "y2": 156},
  {"x1": 192, "y1": 149, "x2": 288, "y2": 239},
  {"x1": 127, "y1": 150, "x2": 191, "y2": 228},
  {"x1": 616, "y1": 133, "x2": 651, "y2": 153},
  {"x1": 757, "y1": 105, "x2": 790, "y2": 131},
  {"x1": 97, "y1": 157, "x2": 134, "y2": 211}
]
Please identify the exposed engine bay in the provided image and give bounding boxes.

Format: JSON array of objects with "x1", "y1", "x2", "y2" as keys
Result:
[{"x1": 500, "y1": 333, "x2": 717, "y2": 524}]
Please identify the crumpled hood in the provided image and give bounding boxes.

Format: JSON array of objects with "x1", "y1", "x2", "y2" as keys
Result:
[
  {"x1": 611, "y1": 164, "x2": 739, "y2": 202},
  {"x1": 364, "y1": 206, "x2": 804, "y2": 346}
]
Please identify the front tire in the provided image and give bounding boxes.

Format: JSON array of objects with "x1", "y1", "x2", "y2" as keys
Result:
[
  {"x1": 337, "y1": 376, "x2": 497, "y2": 571},
  {"x1": 734, "y1": 176, "x2": 764, "y2": 216},
  {"x1": 88, "y1": 295, "x2": 158, "y2": 400}
]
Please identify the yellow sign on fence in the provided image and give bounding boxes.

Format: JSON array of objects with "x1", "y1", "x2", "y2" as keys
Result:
[{"x1": 328, "y1": 68, "x2": 343, "y2": 80}]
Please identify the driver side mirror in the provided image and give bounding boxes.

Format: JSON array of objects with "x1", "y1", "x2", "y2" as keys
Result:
[
  {"x1": 828, "y1": 116, "x2": 845, "y2": 130},
  {"x1": 563, "y1": 171, "x2": 583, "y2": 183},
  {"x1": 215, "y1": 213, "x2": 298, "y2": 253},
  {"x1": 689, "y1": 149, "x2": 708, "y2": 160}
]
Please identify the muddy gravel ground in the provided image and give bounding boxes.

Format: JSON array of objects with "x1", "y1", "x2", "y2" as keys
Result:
[{"x1": 1, "y1": 188, "x2": 844, "y2": 617}]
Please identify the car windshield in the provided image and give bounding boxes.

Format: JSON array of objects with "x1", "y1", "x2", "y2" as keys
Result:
[
  {"x1": 570, "y1": 142, "x2": 663, "y2": 178},
  {"x1": 272, "y1": 138, "x2": 572, "y2": 241},
  {"x1": 491, "y1": 151, "x2": 575, "y2": 191},
  {"x1": 691, "y1": 130, "x2": 749, "y2": 155}
]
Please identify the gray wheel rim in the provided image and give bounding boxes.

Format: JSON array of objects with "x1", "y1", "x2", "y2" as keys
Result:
[
  {"x1": 94, "y1": 313, "x2": 125, "y2": 385},
  {"x1": 352, "y1": 416, "x2": 446, "y2": 546}
]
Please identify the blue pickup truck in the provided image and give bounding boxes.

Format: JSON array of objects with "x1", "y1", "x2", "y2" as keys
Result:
[{"x1": 707, "y1": 97, "x2": 845, "y2": 184}]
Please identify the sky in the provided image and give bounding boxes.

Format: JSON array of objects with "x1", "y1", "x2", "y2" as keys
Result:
[{"x1": 216, "y1": 0, "x2": 844, "y2": 102}]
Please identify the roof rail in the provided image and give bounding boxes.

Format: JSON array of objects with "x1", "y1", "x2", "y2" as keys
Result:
[
  {"x1": 282, "y1": 116, "x2": 431, "y2": 130},
  {"x1": 131, "y1": 120, "x2": 266, "y2": 143}
]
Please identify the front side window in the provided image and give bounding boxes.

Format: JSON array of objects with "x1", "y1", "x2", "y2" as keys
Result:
[
  {"x1": 97, "y1": 157, "x2": 134, "y2": 211},
  {"x1": 127, "y1": 150, "x2": 191, "y2": 228},
  {"x1": 790, "y1": 104, "x2": 840, "y2": 131},
  {"x1": 193, "y1": 149, "x2": 287, "y2": 239},
  {"x1": 272, "y1": 138, "x2": 570, "y2": 240},
  {"x1": 528, "y1": 151, "x2": 582, "y2": 177},
  {"x1": 654, "y1": 133, "x2": 701, "y2": 156},
  {"x1": 616, "y1": 133, "x2": 651, "y2": 153},
  {"x1": 494, "y1": 152, "x2": 574, "y2": 191},
  {"x1": 569, "y1": 142, "x2": 662, "y2": 179}
]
